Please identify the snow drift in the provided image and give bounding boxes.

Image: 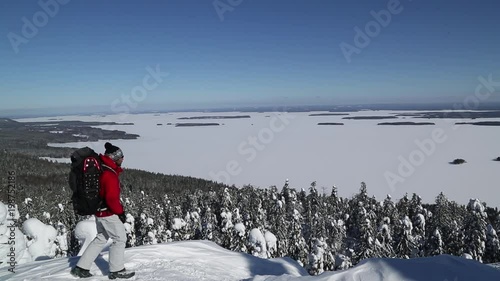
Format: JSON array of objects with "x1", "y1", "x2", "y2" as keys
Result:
[{"x1": 1, "y1": 240, "x2": 499, "y2": 281}]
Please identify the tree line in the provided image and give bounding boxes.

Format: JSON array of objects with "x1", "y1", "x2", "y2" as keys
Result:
[{"x1": 1, "y1": 150, "x2": 500, "y2": 275}]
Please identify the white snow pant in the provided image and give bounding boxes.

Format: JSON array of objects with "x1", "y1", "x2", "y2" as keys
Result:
[{"x1": 76, "y1": 215, "x2": 127, "y2": 273}]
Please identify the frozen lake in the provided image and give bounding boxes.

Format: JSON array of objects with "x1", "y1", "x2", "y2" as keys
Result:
[{"x1": 18, "y1": 110, "x2": 500, "y2": 207}]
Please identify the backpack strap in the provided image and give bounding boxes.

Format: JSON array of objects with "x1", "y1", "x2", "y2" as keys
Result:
[{"x1": 101, "y1": 164, "x2": 117, "y2": 175}]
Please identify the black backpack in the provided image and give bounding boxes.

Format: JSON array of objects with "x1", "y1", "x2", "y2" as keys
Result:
[{"x1": 68, "y1": 147, "x2": 110, "y2": 215}]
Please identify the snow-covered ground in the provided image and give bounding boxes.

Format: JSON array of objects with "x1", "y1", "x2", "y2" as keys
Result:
[
  {"x1": 1, "y1": 240, "x2": 500, "y2": 281},
  {"x1": 17, "y1": 110, "x2": 500, "y2": 207}
]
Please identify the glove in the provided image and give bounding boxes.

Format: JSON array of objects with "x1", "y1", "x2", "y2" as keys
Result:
[{"x1": 118, "y1": 213, "x2": 127, "y2": 224}]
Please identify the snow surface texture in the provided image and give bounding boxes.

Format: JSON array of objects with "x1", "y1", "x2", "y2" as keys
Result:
[
  {"x1": 1, "y1": 240, "x2": 499, "y2": 281},
  {"x1": 19, "y1": 111, "x2": 500, "y2": 206}
]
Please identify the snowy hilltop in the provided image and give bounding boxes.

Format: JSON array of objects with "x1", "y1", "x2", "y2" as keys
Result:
[{"x1": 1, "y1": 240, "x2": 500, "y2": 281}]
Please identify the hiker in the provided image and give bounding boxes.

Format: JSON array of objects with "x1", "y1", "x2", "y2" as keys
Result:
[{"x1": 71, "y1": 142, "x2": 135, "y2": 280}]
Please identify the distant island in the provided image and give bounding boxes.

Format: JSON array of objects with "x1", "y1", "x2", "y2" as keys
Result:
[
  {"x1": 178, "y1": 115, "x2": 250, "y2": 120},
  {"x1": 342, "y1": 116, "x2": 398, "y2": 120},
  {"x1": 494, "y1": 157, "x2": 500, "y2": 162},
  {"x1": 0, "y1": 118, "x2": 139, "y2": 158},
  {"x1": 450, "y1": 159, "x2": 467, "y2": 165},
  {"x1": 309, "y1": 113, "x2": 350, "y2": 116},
  {"x1": 455, "y1": 121, "x2": 500, "y2": 126},
  {"x1": 317, "y1": 123, "x2": 344, "y2": 126},
  {"x1": 397, "y1": 111, "x2": 500, "y2": 119},
  {"x1": 175, "y1": 123, "x2": 220, "y2": 127},
  {"x1": 378, "y1": 122, "x2": 435, "y2": 126}
]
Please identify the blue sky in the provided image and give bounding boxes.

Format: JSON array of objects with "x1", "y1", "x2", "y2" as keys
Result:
[{"x1": 1, "y1": 0, "x2": 500, "y2": 113}]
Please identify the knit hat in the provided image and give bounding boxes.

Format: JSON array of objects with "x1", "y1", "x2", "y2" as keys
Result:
[{"x1": 104, "y1": 142, "x2": 124, "y2": 161}]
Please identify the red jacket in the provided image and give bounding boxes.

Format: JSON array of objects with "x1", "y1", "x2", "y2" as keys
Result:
[{"x1": 96, "y1": 154, "x2": 124, "y2": 217}]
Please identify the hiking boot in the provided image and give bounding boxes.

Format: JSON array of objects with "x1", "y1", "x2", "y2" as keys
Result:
[
  {"x1": 109, "y1": 268, "x2": 135, "y2": 280},
  {"x1": 70, "y1": 266, "x2": 93, "y2": 278}
]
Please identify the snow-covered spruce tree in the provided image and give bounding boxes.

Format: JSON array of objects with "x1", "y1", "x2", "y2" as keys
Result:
[
  {"x1": 308, "y1": 237, "x2": 326, "y2": 275},
  {"x1": 426, "y1": 228, "x2": 444, "y2": 256},
  {"x1": 237, "y1": 185, "x2": 259, "y2": 231},
  {"x1": 396, "y1": 193, "x2": 410, "y2": 219},
  {"x1": 381, "y1": 195, "x2": 399, "y2": 226},
  {"x1": 170, "y1": 217, "x2": 187, "y2": 242},
  {"x1": 376, "y1": 195, "x2": 398, "y2": 257},
  {"x1": 124, "y1": 214, "x2": 136, "y2": 248},
  {"x1": 248, "y1": 228, "x2": 267, "y2": 258},
  {"x1": 376, "y1": 217, "x2": 395, "y2": 257},
  {"x1": 326, "y1": 217, "x2": 347, "y2": 270},
  {"x1": 229, "y1": 211, "x2": 248, "y2": 253},
  {"x1": 220, "y1": 188, "x2": 234, "y2": 214},
  {"x1": 324, "y1": 185, "x2": 348, "y2": 268},
  {"x1": 267, "y1": 185, "x2": 288, "y2": 258},
  {"x1": 135, "y1": 213, "x2": 157, "y2": 245},
  {"x1": 304, "y1": 182, "x2": 328, "y2": 264},
  {"x1": 464, "y1": 199, "x2": 488, "y2": 262},
  {"x1": 412, "y1": 213, "x2": 426, "y2": 257},
  {"x1": 431, "y1": 192, "x2": 465, "y2": 255},
  {"x1": 201, "y1": 206, "x2": 218, "y2": 242},
  {"x1": 394, "y1": 215, "x2": 416, "y2": 259},
  {"x1": 409, "y1": 194, "x2": 424, "y2": 223},
  {"x1": 184, "y1": 208, "x2": 202, "y2": 240},
  {"x1": 145, "y1": 217, "x2": 157, "y2": 245},
  {"x1": 447, "y1": 219, "x2": 465, "y2": 256},
  {"x1": 353, "y1": 204, "x2": 380, "y2": 263},
  {"x1": 347, "y1": 183, "x2": 381, "y2": 264},
  {"x1": 306, "y1": 182, "x2": 327, "y2": 248},
  {"x1": 484, "y1": 224, "x2": 500, "y2": 263},
  {"x1": 407, "y1": 194, "x2": 427, "y2": 257},
  {"x1": 288, "y1": 209, "x2": 308, "y2": 266},
  {"x1": 220, "y1": 207, "x2": 234, "y2": 249},
  {"x1": 54, "y1": 222, "x2": 68, "y2": 257},
  {"x1": 166, "y1": 204, "x2": 187, "y2": 242},
  {"x1": 253, "y1": 197, "x2": 267, "y2": 231}
]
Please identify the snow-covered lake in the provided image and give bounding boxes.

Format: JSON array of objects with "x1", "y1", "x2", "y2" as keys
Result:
[{"x1": 18, "y1": 111, "x2": 500, "y2": 207}]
